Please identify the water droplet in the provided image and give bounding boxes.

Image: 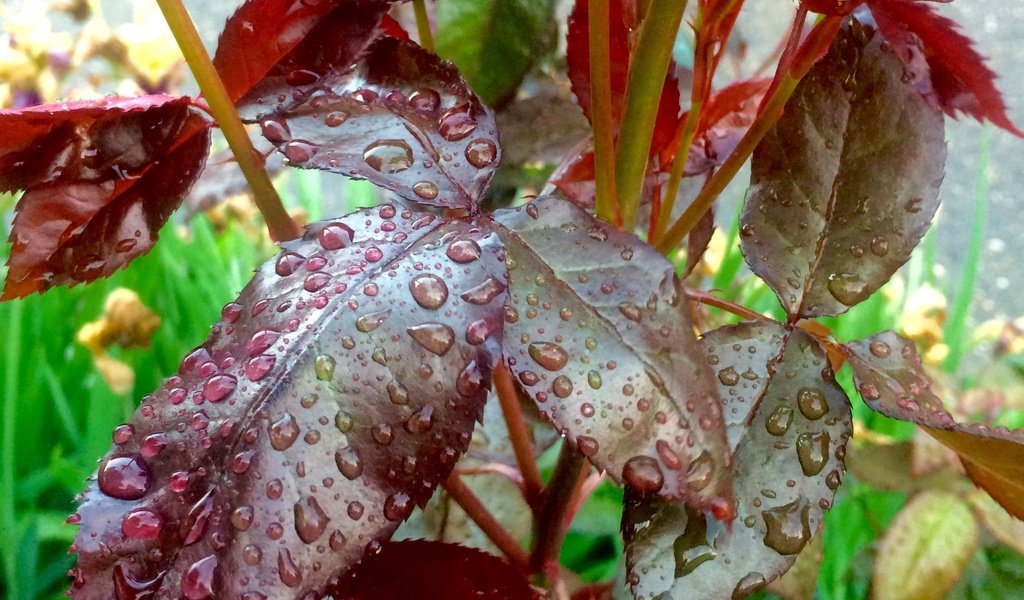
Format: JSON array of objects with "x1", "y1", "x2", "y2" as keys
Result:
[
  {"x1": 248, "y1": 329, "x2": 280, "y2": 356},
  {"x1": 405, "y1": 406, "x2": 434, "y2": 434},
  {"x1": 384, "y1": 492, "x2": 414, "y2": 521},
  {"x1": 356, "y1": 309, "x2": 391, "y2": 333},
  {"x1": 408, "y1": 88, "x2": 440, "y2": 112},
  {"x1": 762, "y1": 498, "x2": 811, "y2": 555},
  {"x1": 797, "y1": 388, "x2": 829, "y2": 420},
  {"x1": 618, "y1": 302, "x2": 642, "y2": 322},
  {"x1": 587, "y1": 370, "x2": 602, "y2": 389},
  {"x1": 438, "y1": 103, "x2": 477, "y2": 140},
  {"x1": 407, "y1": 323, "x2": 456, "y2": 356},
  {"x1": 294, "y1": 496, "x2": 330, "y2": 543},
  {"x1": 231, "y1": 505, "x2": 254, "y2": 531},
  {"x1": 465, "y1": 139, "x2": 497, "y2": 168},
  {"x1": 372, "y1": 423, "x2": 394, "y2": 445},
  {"x1": 347, "y1": 501, "x2": 365, "y2": 520},
  {"x1": 796, "y1": 431, "x2": 830, "y2": 476},
  {"x1": 869, "y1": 340, "x2": 891, "y2": 358},
  {"x1": 827, "y1": 273, "x2": 867, "y2": 306},
  {"x1": 335, "y1": 448, "x2": 362, "y2": 480},
  {"x1": 112, "y1": 564, "x2": 163, "y2": 600},
  {"x1": 335, "y1": 410, "x2": 354, "y2": 433},
  {"x1": 277, "y1": 549, "x2": 302, "y2": 587},
  {"x1": 686, "y1": 451, "x2": 714, "y2": 491},
  {"x1": 363, "y1": 139, "x2": 414, "y2": 173},
  {"x1": 528, "y1": 342, "x2": 569, "y2": 371},
  {"x1": 181, "y1": 555, "x2": 218, "y2": 599},
  {"x1": 319, "y1": 222, "x2": 355, "y2": 250},
  {"x1": 268, "y1": 413, "x2": 300, "y2": 451},
  {"x1": 364, "y1": 246, "x2": 384, "y2": 262},
  {"x1": 203, "y1": 374, "x2": 236, "y2": 403},
  {"x1": 656, "y1": 440, "x2": 683, "y2": 471},
  {"x1": 622, "y1": 456, "x2": 664, "y2": 495},
  {"x1": 231, "y1": 450, "x2": 255, "y2": 473},
  {"x1": 552, "y1": 375, "x2": 573, "y2": 398},
  {"x1": 245, "y1": 355, "x2": 276, "y2": 381},
  {"x1": 859, "y1": 383, "x2": 880, "y2": 401},
  {"x1": 98, "y1": 455, "x2": 152, "y2": 500},
  {"x1": 221, "y1": 303, "x2": 242, "y2": 323},
  {"x1": 410, "y1": 274, "x2": 449, "y2": 309},
  {"x1": 112, "y1": 424, "x2": 133, "y2": 445},
  {"x1": 765, "y1": 406, "x2": 793, "y2": 436},
  {"x1": 446, "y1": 239, "x2": 482, "y2": 263},
  {"x1": 121, "y1": 507, "x2": 162, "y2": 539},
  {"x1": 732, "y1": 572, "x2": 767, "y2": 599},
  {"x1": 284, "y1": 140, "x2": 317, "y2": 163},
  {"x1": 870, "y1": 236, "x2": 889, "y2": 256},
  {"x1": 324, "y1": 111, "x2": 349, "y2": 127},
  {"x1": 260, "y1": 118, "x2": 290, "y2": 144},
  {"x1": 717, "y1": 367, "x2": 740, "y2": 386},
  {"x1": 140, "y1": 433, "x2": 167, "y2": 458},
  {"x1": 457, "y1": 360, "x2": 484, "y2": 397},
  {"x1": 412, "y1": 181, "x2": 439, "y2": 200},
  {"x1": 314, "y1": 354, "x2": 336, "y2": 381},
  {"x1": 461, "y1": 276, "x2": 505, "y2": 305},
  {"x1": 577, "y1": 436, "x2": 599, "y2": 457}
]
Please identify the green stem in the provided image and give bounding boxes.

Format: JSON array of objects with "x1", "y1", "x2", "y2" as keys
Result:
[
  {"x1": 614, "y1": 0, "x2": 688, "y2": 231},
  {"x1": 443, "y1": 473, "x2": 530, "y2": 568},
  {"x1": 653, "y1": 101, "x2": 702, "y2": 242},
  {"x1": 589, "y1": 0, "x2": 621, "y2": 225},
  {"x1": 155, "y1": 0, "x2": 300, "y2": 242},
  {"x1": 530, "y1": 441, "x2": 587, "y2": 577},
  {"x1": 413, "y1": 0, "x2": 435, "y2": 53}
]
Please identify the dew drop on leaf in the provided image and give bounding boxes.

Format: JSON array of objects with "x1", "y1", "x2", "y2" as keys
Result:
[
  {"x1": 464, "y1": 139, "x2": 497, "y2": 168},
  {"x1": 407, "y1": 323, "x2": 456, "y2": 356},
  {"x1": 268, "y1": 413, "x2": 300, "y2": 451},
  {"x1": 796, "y1": 432, "x2": 830, "y2": 476},
  {"x1": 527, "y1": 342, "x2": 569, "y2": 371},
  {"x1": 294, "y1": 496, "x2": 330, "y2": 544},
  {"x1": 762, "y1": 498, "x2": 811, "y2": 555},
  {"x1": 765, "y1": 406, "x2": 794, "y2": 436},
  {"x1": 363, "y1": 140, "x2": 414, "y2": 173},
  {"x1": 438, "y1": 103, "x2": 477, "y2": 140},
  {"x1": 409, "y1": 273, "x2": 449, "y2": 309},
  {"x1": 622, "y1": 456, "x2": 665, "y2": 495},
  {"x1": 181, "y1": 555, "x2": 218, "y2": 599},
  {"x1": 121, "y1": 507, "x2": 162, "y2": 539},
  {"x1": 796, "y1": 388, "x2": 829, "y2": 420},
  {"x1": 98, "y1": 455, "x2": 152, "y2": 500}
]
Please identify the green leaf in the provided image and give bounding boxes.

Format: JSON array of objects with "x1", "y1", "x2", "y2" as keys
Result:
[
  {"x1": 434, "y1": 0, "x2": 557, "y2": 107},
  {"x1": 873, "y1": 491, "x2": 977, "y2": 600}
]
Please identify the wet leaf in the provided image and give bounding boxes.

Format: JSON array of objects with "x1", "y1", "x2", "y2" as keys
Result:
[
  {"x1": 739, "y1": 19, "x2": 945, "y2": 318},
  {"x1": 624, "y1": 324, "x2": 852, "y2": 600},
  {"x1": 435, "y1": 0, "x2": 557, "y2": 107},
  {"x1": 873, "y1": 491, "x2": 977, "y2": 600},
  {"x1": 213, "y1": 0, "x2": 390, "y2": 103},
  {"x1": 328, "y1": 539, "x2": 538, "y2": 599},
  {"x1": 765, "y1": 532, "x2": 824, "y2": 600},
  {"x1": 966, "y1": 490, "x2": 1024, "y2": 557},
  {"x1": 844, "y1": 330, "x2": 1024, "y2": 521},
  {"x1": 869, "y1": 0, "x2": 1024, "y2": 137},
  {"x1": 69, "y1": 205, "x2": 508, "y2": 598},
  {"x1": 241, "y1": 37, "x2": 500, "y2": 211},
  {"x1": 487, "y1": 196, "x2": 732, "y2": 508},
  {"x1": 0, "y1": 95, "x2": 211, "y2": 300}
]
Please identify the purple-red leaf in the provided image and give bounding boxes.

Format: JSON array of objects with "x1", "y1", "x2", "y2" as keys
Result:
[
  {"x1": 740, "y1": 19, "x2": 945, "y2": 318},
  {"x1": 213, "y1": 0, "x2": 390, "y2": 104},
  {"x1": 844, "y1": 330, "x2": 1024, "y2": 521},
  {"x1": 69, "y1": 206, "x2": 508, "y2": 599},
  {"x1": 869, "y1": 0, "x2": 1024, "y2": 137},
  {"x1": 624, "y1": 323, "x2": 852, "y2": 599},
  {"x1": 328, "y1": 540, "x2": 539, "y2": 599},
  {"x1": 0, "y1": 95, "x2": 211, "y2": 299},
  {"x1": 486, "y1": 196, "x2": 733, "y2": 511},
  {"x1": 242, "y1": 37, "x2": 500, "y2": 211}
]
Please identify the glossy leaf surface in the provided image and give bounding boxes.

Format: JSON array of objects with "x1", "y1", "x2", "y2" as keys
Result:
[
  {"x1": 624, "y1": 324, "x2": 852, "y2": 600},
  {"x1": 70, "y1": 206, "x2": 508, "y2": 599},
  {"x1": 329, "y1": 539, "x2": 538, "y2": 599},
  {"x1": 242, "y1": 37, "x2": 500, "y2": 211},
  {"x1": 845, "y1": 330, "x2": 1024, "y2": 520},
  {"x1": 435, "y1": 0, "x2": 557, "y2": 107},
  {"x1": 213, "y1": 0, "x2": 390, "y2": 103},
  {"x1": 740, "y1": 20, "x2": 945, "y2": 318},
  {"x1": 488, "y1": 195, "x2": 732, "y2": 509},
  {"x1": 0, "y1": 95, "x2": 211, "y2": 299},
  {"x1": 872, "y1": 491, "x2": 977, "y2": 600}
]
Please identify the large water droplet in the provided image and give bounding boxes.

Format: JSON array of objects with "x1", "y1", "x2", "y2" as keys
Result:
[
  {"x1": 384, "y1": 492, "x2": 414, "y2": 521},
  {"x1": 528, "y1": 342, "x2": 569, "y2": 371},
  {"x1": 408, "y1": 88, "x2": 440, "y2": 112},
  {"x1": 765, "y1": 406, "x2": 793, "y2": 436},
  {"x1": 277, "y1": 549, "x2": 302, "y2": 587},
  {"x1": 335, "y1": 448, "x2": 362, "y2": 480},
  {"x1": 827, "y1": 273, "x2": 867, "y2": 306},
  {"x1": 363, "y1": 140, "x2": 413, "y2": 173},
  {"x1": 686, "y1": 451, "x2": 715, "y2": 491},
  {"x1": 869, "y1": 340, "x2": 891, "y2": 358},
  {"x1": 762, "y1": 498, "x2": 811, "y2": 555},
  {"x1": 457, "y1": 360, "x2": 484, "y2": 397},
  {"x1": 797, "y1": 388, "x2": 829, "y2": 420},
  {"x1": 356, "y1": 309, "x2": 390, "y2": 333},
  {"x1": 622, "y1": 456, "x2": 664, "y2": 495},
  {"x1": 407, "y1": 323, "x2": 456, "y2": 356},
  {"x1": 294, "y1": 496, "x2": 330, "y2": 544},
  {"x1": 412, "y1": 181, "x2": 439, "y2": 200},
  {"x1": 461, "y1": 276, "x2": 505, "y2": 305},
  {"x1": 314, "y1": 354, "x2": 336, "y2": 381},
  {"x1": 465, "y1": 139, "x2": 497, "y2": 168},
  {"x1": 410, "y1": 274, "x2": 449, "y2": 309},
  {"x1": 112, "y1": 564, "x2": 163, "y2": 600},
  {"x1": 438, "y1": 103, "x2": 477, "y2": 140},
  {"x1": 796, "y1": 431, "x2": 830, "y2": 476},
  {"x1": 405, "y1": 406, "x2": 434, "y2": 434},
  {"x1": 98, "y1": 455, "x2": 152, "y2": 500},
  {"x1": 618, "y1": 302, "x2": 642, "y2": 322},
  {"x1": 181, "y1": 555, "x2": 218, "y2": 599},
  {"x1": 552, "y1": 375, "x2": 573, "y2": 398},
  {"x1": 268, "y1": 413, "x2": 300, "y2": 451},
  {"x1": 718, "y1": 366, "x2": 740, "y2": 386},
  {"x1": 247, "y1": 329, "x2": 280, "y2": 356},
  {"x1": 319, "y1": 222, "x2": 355, "y2": 250},
  {"x1": 245, "y1": 355, "x2": 276, "y2": 381},
  {"x1": 446, "y1": 239, "x2": 482, "y2": 263},
  {"x1": 121, "y1": 507, "x2": 162, "y2": 539},
  {"x1": 203, "y1": 374, "x2": 236, "y2": 403},
  {"x1": 732, "y1": 572, "x2": 767, "y2": 599}
]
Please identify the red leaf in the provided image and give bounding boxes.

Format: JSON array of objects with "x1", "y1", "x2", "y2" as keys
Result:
[
  {"x1": 243, "y1": 37, "x2": 500, "y2": 211},
  {"x1": 869, "y1": 0, "x2": 1024, "y2": 136},
  {"x1": 329, "y1": 540, "x2": 539, "y2": 599},
  {"x1": 0, "y1": 95, "x2": 211, "y2": 299},
  {"x1": 548, "y1": 145, "x2": 596, "y2": 209},
  {"x1": 213, "y1": 0, "x2": 391, "y2": 103},
  {"x1": 802, "y1": 0, "x2": 865, "y2": 15},
  {"x1": 69, "y1": 206, "x2": 509, "y2": 598},
  {"x1": 379, "y1": 14, "x2": 412, "y2": 41}
]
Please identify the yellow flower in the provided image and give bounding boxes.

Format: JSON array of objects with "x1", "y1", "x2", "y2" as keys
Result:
[
  {"x1": 114, "y1": 4, "x2": 183, "y2": 88},
  {"x1": 76, "y1": 288, "x2": 161, "y2": 394}
]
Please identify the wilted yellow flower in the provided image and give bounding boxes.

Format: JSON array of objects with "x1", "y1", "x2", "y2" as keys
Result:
[
  {"x1": 693, "y1": 227, "x2": 728, "y2": 278},
  {"x1": 76, "y1": 288, "x2": 161, "y2": 393},
  {"x1": 899, "y1": 284, "x2": 947, "y2": 364},
  {"x1": 114, "y1": 4, "x2": 183, "y2": 89}
]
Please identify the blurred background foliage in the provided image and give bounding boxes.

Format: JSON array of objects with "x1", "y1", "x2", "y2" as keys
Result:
[{"x1": 2, "y1": 0, "x2": 1024, "y2": 598}]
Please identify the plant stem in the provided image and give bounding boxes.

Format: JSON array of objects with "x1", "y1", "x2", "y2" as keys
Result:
[
  {"x1": 589, "y1": 0, "x2": 621, "y2": 225},
  {"x1": 412, "y1": 0, "x2": 435, "y2": 52},
  {"x1": 530, "y1": 441, "x2": 588, "y2": 577},
  {"x1": 652, "y1": 101, "x2": 702, "y2": 242},
  {"x1": 493, "y1": 363, "x2": 544, "y2": 505},
  {"x1": 686, "y1": 288, "x2": 765, "y2": 322},
  {"x1": 443, "y1": 473, "x2": 530, "y2": 568},
  {"x1": 155, "y1": 0, "x2": 300, "y2": 242},
  {"x1": 614, "y1": 0, "x2": 688, "y2": 231}
]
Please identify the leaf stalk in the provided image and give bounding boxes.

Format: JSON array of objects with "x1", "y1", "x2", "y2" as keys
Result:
[{"x1": 589, "y1": 0, "x2": 621, "y2": 225}]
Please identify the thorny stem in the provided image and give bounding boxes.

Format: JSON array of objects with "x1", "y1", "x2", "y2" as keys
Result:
[
  {"x1": 614, "y1": 0, "x2": 688, "y2": 232},
  {"x1": 656, "y1": 15, "x2": 842, "y2": 253},
  {"x1": 155, "y1": 0, "x2": 300, "y2": 242},
  {"x1": 494, "y1": 363, "x2": 544, "y2": 505},
  {"x1": 589, "y1": 0, "x2": 621, "y2": 225},
  {"x1": 530, "y1": 442, "x2": 588, "y2": 579},
  {"x1": 443, "y1": 473, "x2": 530, "y2": 568},
  {"x1": 412, "y1": 0, "x2": 435, "y2": 53}
]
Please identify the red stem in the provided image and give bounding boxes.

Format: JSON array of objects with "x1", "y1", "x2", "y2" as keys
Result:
[
  {"x1": 686, "y1": 288, "x2": 766, "y2": 322},
  {"x1": 443, "y1": 473, "x2": 530, "y2": 569},
  {"x1": 493, "y1": 362, "x2": 544, "y2": 505}
]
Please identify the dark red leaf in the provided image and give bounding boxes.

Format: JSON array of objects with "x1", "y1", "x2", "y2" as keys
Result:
[
  {"x1": 802, "y1": 0, "x2": 864, "y2": 16},
  {"x1": 740, "y1": 19, "x2": 945, "y2": 318},
  {"x1": 0, "y1": 95, "x2": 211, "y2": 299},
  {"x1": 624, "y1": 323, "x2": 852, "y2": 599},
  {"x1": 869, "y1": 0, "x2": 1024, "y2": 137},
  {"x1": 844, "y1": 330, "x2": 1024, "y2": 521},
  {"x1": 241, "y1": 37, "x2": 500, "y2": 211},
  {"x1": 329, "y1": 540, "x2": 539, "y2": 599},
  {"x1": 683, "y1": 204, "x2": 714, "y2": 278},
  {"x1": 213, "y1": 0, "x2": 390, "y2": 103},
  {"x1": 69, "y1": 206, "x2": 509, "y2": 598},
  {"x1": 548, "y1": 144, "x2": 596, "y2": 209},
  {"x1": 487, "y1": 196, "x2": 733, "y2": 510},
  {"x1": 379, "y1": 14, "x2": 412, "y2": 41}
]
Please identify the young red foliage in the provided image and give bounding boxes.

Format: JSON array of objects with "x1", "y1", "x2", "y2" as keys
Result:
[
  {"x1": 869, "y1": 0, "x2": 1024, "y2": 136},
  {"x1": 0, "y1": 95, "x2": 211, "y2": 299}
]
